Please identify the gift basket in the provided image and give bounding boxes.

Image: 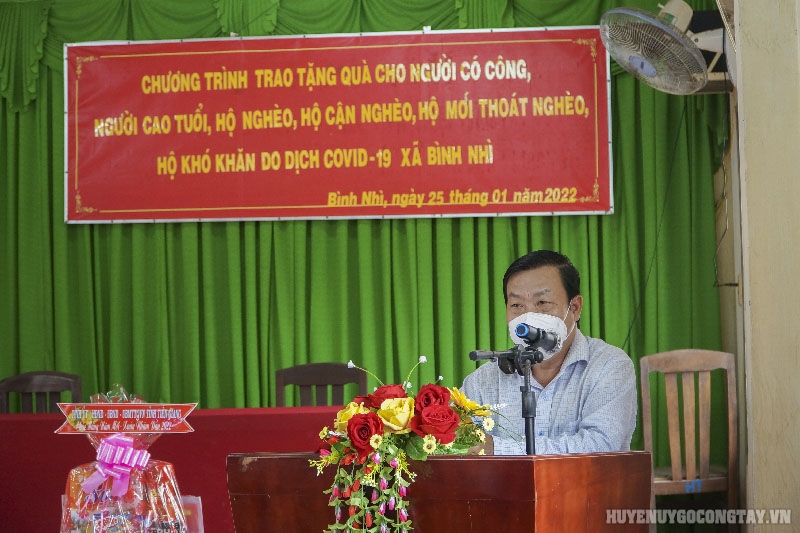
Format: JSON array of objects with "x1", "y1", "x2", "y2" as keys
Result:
[{"x1": 59, "y1": 385, "x2": 195, "y2": 533}]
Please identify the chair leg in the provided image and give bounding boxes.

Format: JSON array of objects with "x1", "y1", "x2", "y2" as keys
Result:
[{"x1": 649, "y1": 488, "x2": 656, "y2": 533}]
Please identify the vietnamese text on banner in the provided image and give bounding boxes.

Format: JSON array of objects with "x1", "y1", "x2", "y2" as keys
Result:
[{"x1": 65, "y1": 27, "x2": 612, "y2": 223}]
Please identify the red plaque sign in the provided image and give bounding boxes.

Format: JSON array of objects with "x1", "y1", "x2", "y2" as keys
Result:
[{"x1": 56, "y1": 403, "x2": 196, "y2": 434}]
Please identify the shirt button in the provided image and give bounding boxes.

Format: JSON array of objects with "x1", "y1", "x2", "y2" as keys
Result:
[{"x1": 538, "y1": 431, "x2": 544, "y2": 436}]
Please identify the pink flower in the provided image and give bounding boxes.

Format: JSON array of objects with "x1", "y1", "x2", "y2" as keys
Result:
[
  {"x1": 380, "y1": 477, "x2": 388, "y2": 491},
  {"x1": 399, "y1": 485, "x2": 407, "y2": 497}
]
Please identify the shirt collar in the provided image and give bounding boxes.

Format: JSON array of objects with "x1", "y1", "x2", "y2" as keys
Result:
[{"x1": 562, "y1": 328, "x2": 589, "y2": 368}]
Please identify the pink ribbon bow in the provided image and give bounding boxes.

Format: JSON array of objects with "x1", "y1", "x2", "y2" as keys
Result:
[{"x1": 81, "y1": 434, "x2": 151, "y2": 497}]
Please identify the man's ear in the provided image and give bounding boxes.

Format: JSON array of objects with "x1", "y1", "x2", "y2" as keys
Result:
[{"x1": 570, "y1": 294, "x2": 584, "y2": 322}]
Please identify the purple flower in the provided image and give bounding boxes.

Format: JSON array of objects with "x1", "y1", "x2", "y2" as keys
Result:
[
  {"x1": 332, "y1": 485, "x2": 340, "y2": 498},
  {"x1": 372, "y1": 452, "x2": 381, "y2": 464},
  {"x1": 378, "y1": 502, "x2": 386, "y2": 515},
  {"x1": 390, "y1": 457, "x2": 399, "y2": 468},
  {"x1": 399, "y1": 508, "x2": 409, "y2": 522},
  {"x1": 388, "y1": 496, "x2": 396, "y2": 510},
  {"x1": 370, "y1": 489, "x2": 379, "y2": 502},
  {"x1": 381, "y1": 526, "x2": 388, "y2": 533},
  {"x1": 335, "y1": 505, "x2": 342, "y2": 521},
  {"x1": 399, "y1": 485, "x2": 407, "y2": 497},
  {"x1": 380, "y1": 477, "x2": 388, "y2": 491}
]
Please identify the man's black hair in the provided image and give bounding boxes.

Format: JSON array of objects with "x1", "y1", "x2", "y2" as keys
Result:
[{"x1": 502, "y1": 250, "x2": 581, "y2": 304}]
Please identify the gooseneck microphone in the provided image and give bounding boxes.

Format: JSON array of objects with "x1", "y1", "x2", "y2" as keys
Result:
[
  {"x1": 514, "y1": 323, "x2": 560, "y2": 352},
  {"x1": 468, "y1": 325, "x2": 558, "y2": 455}
]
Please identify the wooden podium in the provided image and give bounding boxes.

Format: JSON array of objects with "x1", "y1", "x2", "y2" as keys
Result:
[{"x1": 226, "y1": 451, "x2": 651, "y2": 532}]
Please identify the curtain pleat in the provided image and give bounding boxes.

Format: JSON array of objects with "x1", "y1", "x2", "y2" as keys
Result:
[
  {"x1": 274, "y1": 0, "x2": 361, "y2": 35},
  {"x1": 0, "y1": 1, "x2": 50, "y2": 108},
  {"x1": 131, "y1": 0, "x2": 222, "y2": 40}
]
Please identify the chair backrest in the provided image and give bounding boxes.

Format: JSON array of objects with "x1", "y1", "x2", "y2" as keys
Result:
[
  {"x1": 639, "y1": 349, "x2": 738, "y2": 508},
  {"x1": 275, "y1": 363, "x2": 367, "y2": 407},
  {"x1": 0, "y1": 371, "x2": 83, "y2": 413}
]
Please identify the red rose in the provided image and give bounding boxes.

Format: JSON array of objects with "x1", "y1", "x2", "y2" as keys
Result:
[
  {"x1": 352, "y1": 394, "x2": 370, "y2": 406},
  {"x1": 409, "y1": 405, "x2": 460, "y2": 444},
  {"x1": 414, "y1": 384, "x2": 451, "y2": 414},
  {"x1": 347, "y1": 412, "x2": 384, "y2": 460},
  {"x1": 363, "y1": 384, "x2": 407, "y2": 408}
]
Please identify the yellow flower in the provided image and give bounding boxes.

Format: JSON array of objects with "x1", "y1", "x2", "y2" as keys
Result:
[
  {"x1": 370, "y1": 434, "x2": 383, "y2": 449},
  {"x1": 334, "y1": 402, "x2": 370, "y2": 434},
  {"x1": 319, "y1": 426, "x2": 330, "y2": 439},
  {"x1": 377, "y1": 397, "x2": 415, "y2": 434},
  {"x1": 450, "y1": 387, "x2": 491, "y2": 417},
  {"x1": 422, "y1": 434, "x2": 437, "y2": 453}
]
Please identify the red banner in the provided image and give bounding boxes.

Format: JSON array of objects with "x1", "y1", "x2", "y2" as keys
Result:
[
  {"x1": 56, "y1": 403, "x2": 197, "y2": 434},
  {"x1": 65, "y1": 28, "x2": 611, "y2": 222}
]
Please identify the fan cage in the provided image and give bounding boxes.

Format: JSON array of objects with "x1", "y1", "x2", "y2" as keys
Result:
[{"x1": 600, "y1": 7, "x2": 708, "y2": 95}]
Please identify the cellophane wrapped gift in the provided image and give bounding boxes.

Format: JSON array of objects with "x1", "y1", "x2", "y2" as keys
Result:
[{"x1": 60, "y1": 385, "x2": 188, "y2": 533}]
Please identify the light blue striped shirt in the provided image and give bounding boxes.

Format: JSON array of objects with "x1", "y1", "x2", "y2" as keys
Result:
[{"x1": 461, "y1": 329, "x2": 637, "y2": 455}]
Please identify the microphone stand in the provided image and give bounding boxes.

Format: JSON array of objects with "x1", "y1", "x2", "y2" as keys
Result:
[{"x1": 469, "y1": 345, "x2": 544, "y2": 455}]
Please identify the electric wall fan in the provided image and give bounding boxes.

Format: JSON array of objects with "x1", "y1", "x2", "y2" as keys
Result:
[{"x1": 599, "y1": 0, "x2": 734, "y2": 95}]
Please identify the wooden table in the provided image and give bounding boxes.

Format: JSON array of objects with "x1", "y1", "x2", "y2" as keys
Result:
[{"x1": 0, "y1": 406, "x2": 341, "y2": 532}]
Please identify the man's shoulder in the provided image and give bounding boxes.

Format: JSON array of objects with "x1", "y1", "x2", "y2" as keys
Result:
[
  {"x1": 466, "y1": 360, "x2": 503, "y2": 379},
  {"x1": 581, "y1": 333, "x2": 633, "y2": 368}
]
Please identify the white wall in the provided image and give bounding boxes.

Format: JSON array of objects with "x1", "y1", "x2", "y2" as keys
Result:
[{"x1": 736, "y1": 0, "x2": 800, "y2": 529}]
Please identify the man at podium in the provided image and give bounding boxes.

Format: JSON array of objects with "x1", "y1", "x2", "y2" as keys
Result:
[{"x1": 462, "y1": 250, "x2": 637, "y2": 455}]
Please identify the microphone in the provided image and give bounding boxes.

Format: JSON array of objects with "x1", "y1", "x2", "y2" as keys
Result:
[
  {"x1": 514, "y1": 323, "x2": 560, "y2": 352},
  {"x1": 469, "y1": 348, "x2": 519, "y2": 361},
  {"x1": 469, "y1": 348, "x2": 523, "y2": 374}
]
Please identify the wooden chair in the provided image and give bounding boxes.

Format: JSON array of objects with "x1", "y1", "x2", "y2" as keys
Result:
[
  {"x1": 275, "y1": 362, "x2": 367, "y2": 407},
  {"x1": 639, "y1": 349, "x2": 738, "y2": 515},
  {"x1": 0, "y1": 370, "x2": 83, "y2": 413}
]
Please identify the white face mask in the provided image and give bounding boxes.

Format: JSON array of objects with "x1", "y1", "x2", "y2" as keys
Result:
[{"x1": 507, "y1": 303, "x2": 574, "y2": 357}]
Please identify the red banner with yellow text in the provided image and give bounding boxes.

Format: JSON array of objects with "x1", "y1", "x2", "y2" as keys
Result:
[
  {"x1": 56, "y1": 403, "x2": 197, "y2": 434},
  {"x1": 65, "y1": 28, "x2": 611, "y2": 222}
]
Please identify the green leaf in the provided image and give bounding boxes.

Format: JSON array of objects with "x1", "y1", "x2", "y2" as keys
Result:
[{"x1": 404, "y1": 435, "x2": 429, "y2": 461}]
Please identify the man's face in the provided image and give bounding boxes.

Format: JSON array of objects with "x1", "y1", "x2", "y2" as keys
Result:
[{"x1": 505, "y1": 265, "x2": 578, "y2": 325}]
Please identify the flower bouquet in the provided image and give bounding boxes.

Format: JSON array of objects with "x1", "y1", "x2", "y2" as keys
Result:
[{"x1": 310, "y1": 357, "x2": 493, "y2": 532}]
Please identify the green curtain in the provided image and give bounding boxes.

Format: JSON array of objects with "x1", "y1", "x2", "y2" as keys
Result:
[{"x1": 0, "y1": 0, "x2": 729, "y2": 465}]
